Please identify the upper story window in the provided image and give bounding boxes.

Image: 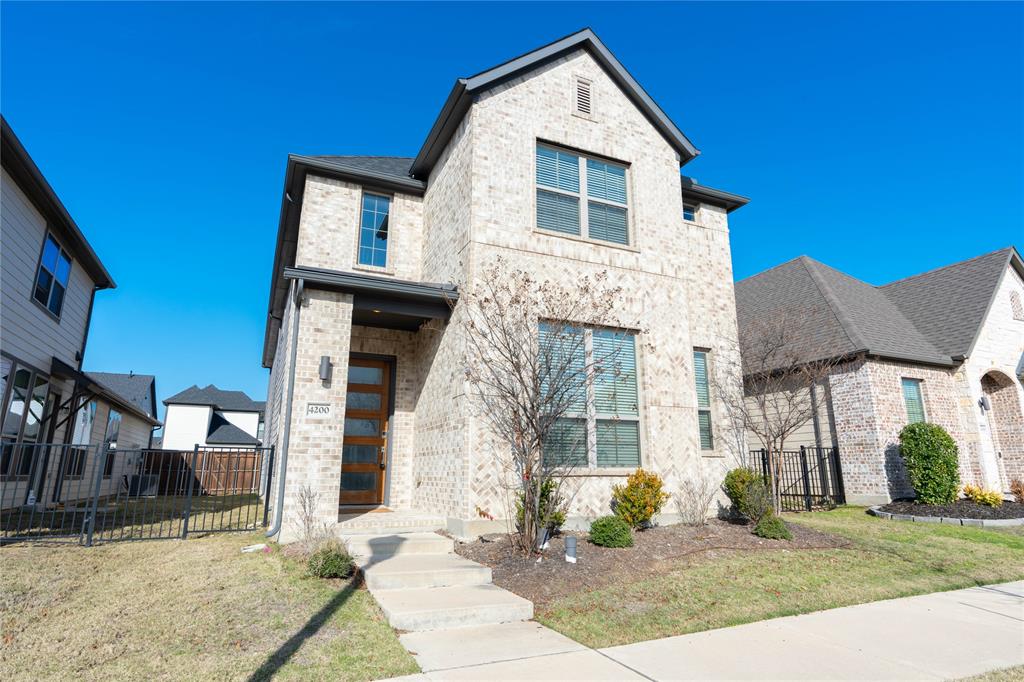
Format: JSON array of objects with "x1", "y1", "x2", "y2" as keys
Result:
[
  {"x1": 358, "y1": 193, "x2": 391, "y2": 268},
  {"x1": 33, "y1": 233, "x2": 72, "y2": 318},
  {"x1": 540, "y1": 323, "x2": 641, "y2": 470},
  {"x1": 536, "y1": 144, "x2": 629, "y2": 246},
  {"x1": 901, "y1": 378, "x2": 926, "y2": 424},
  {"x1": 683, "y1": 203, "x2": 698, "y2": 223},
  {"x1": 693, "y1": 350, "x2": 714, "y2": 450}
]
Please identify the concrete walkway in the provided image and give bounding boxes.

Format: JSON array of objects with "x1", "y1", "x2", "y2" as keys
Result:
[{"x1": 385, "y1": 581, "x2": 1024, "y2": 681}]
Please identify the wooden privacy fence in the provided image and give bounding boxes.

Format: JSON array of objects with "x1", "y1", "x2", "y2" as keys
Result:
[
  {"x1": 143, "y1": 448, "x2": 264, "y2": 496},
  {"x1": 746, "y1": 446, "x2": 845, "y2": 511}
]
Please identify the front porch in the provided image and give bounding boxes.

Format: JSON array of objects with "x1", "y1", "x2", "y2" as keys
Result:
[{"x1": 337, "y1": 507, "x2": 446, "y2": 535}]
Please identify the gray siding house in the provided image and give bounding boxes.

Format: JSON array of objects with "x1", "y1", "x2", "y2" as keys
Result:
[{"x1": 1, "y1": 116, "x2": 160, "y2": 509}]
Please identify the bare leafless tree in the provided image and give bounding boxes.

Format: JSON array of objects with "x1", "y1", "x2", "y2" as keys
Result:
[
  {"x1": 456, "y1": 258, "x2": 629, "y2": 554},
  {"x1": 714, "y1": 311, "x2": 847, "y2": 514}
]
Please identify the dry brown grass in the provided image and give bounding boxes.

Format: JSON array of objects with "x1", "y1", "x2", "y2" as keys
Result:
[{"x1": 0, "y1": 532, "x2": 417, "y2": 681}]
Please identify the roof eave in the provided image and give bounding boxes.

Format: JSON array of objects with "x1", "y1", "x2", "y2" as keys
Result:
[
  {"x1": 1, "y1": 117, "x2": 115, "y2": 289},
  {"x1": 962, "y1": 246, "x2": 1024, "y2": 360},
  {"x1": 681, "y1": 179, "x2": 750, "y2": 213}
]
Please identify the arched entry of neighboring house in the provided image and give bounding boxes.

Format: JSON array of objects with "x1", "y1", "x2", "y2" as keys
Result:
[{"x1": 980, "y1": 371, "x2": 1024, "y2": 491}]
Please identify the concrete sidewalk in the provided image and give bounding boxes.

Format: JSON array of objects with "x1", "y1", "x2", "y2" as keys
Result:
[{"x1": 386, "y1": 581, "x2": 1024, "y2": 681}]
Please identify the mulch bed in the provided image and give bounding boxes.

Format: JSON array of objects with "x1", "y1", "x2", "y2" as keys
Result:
[
  {"x1": 455, "y1": 519, "x2": 847, "y2": 606},
  {"x1": 879, "y1": 499, "x2": 1024, "y2": 520}
]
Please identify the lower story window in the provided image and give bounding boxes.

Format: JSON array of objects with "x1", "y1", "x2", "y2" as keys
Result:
[
  {"x1": 540, "y1": 323, "x2": 641, "y2": 469},
  {"x1": 902, "y1": 378, "x2": 925, "y2": 424}
]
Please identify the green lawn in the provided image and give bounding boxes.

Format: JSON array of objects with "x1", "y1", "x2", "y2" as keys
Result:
[
  {"x1": 538, "y1": 506, "x2": 1024, "y2": 648},
  {"x1": 0, "y1": 533, "x2": 418, "y2": 681}
]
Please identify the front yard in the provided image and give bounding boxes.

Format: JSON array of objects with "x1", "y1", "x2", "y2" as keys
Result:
[
  {"x1": 465, "y1": 506, "x2": 1024, "y2": 649},
  {"x1": 0, "y1": 533, "x2": 417, "y2": 681}
]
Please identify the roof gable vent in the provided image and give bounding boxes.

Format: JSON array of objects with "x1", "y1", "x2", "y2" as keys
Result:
[{"x1": 574, "y1": 77, "x2": 592, "y2": 116}]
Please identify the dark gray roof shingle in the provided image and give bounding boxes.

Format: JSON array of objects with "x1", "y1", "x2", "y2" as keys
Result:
[
  {"x1": 205, "y1": 411, "x2": 260, "y2": 445},
  {"x1": 86, "y1": 372, "x2": 157, "y2": 419},
  {"x1": 164, "y1": 384, "x2": 263, "y2": 412},
  {"x1": 882, "y1": 248, "x2": 1016, "y2": 359},
  {"x1": 311, "y1": 156, "x2": 414, "y2": 183},
  {"x1": 735, "y1": 248, "x2": 1020, "y2": 371}
]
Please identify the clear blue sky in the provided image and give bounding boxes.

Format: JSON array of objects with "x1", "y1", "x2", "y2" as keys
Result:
[{"x1": 2, "y1": 2, "x2": 1021, "y2": 421}]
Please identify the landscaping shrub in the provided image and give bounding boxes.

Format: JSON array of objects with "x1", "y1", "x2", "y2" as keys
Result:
[
  {"x1": 1011, "y1": 479, "x2": 1024, "y2": 504},
  {"x1": 898, "y1": 423, "x2": 960, "y2": 504},
  {"x1": 612, "y1": 468, "x2": 670, "y2": 529},
  {"x1": 307, "y1": 538, "x2": 355, "y2": 579},
  {"x1": 723, "y1": 467, "x2": 771, "y2": 523},
  {"x1": 752, "y1": 512, "x2": 792, "y2": 540},
  {"x1": 589, "y1": 515, "x2": 633, "y2": 548},
  {"x1": 516, "y1": 478, "x2": 567, "y2": 532},
  {"x1": 963, "y1": 484, "x2": 1003, "y2": 507}
]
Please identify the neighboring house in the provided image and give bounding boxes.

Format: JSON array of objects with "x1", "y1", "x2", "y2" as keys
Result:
[
  {"x1": 1, "y1": 116, "x2": 160, "y2": 509},
  {"x1": 161, "y1": 384, "x2": 265, "y2": 449},
  {"x1": 736, "y1": 247, "x2": 1024, "y2": 504},
  {"x1": 262, "y1": 29, "x2": 749, "y2": 538}
]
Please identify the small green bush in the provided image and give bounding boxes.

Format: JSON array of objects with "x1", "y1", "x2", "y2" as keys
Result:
[
  {"x1": 612, "y1": 468, "x2": 670, "y2": 529},
  {"x1": 589, "y1": 515, "x2": 633, "y2": 548},
  {"x1": 723, "y1": 467, "x2": 771, "y2": 522},
  {"x1": 753, "y1": 513, "x2": 792, "y2": 540},
  {"x1": 306, "y1": 539, "x2": 355, "y2": 579},
  {"x1": 723, "y1": 467, "x2": 757, "y2": 518},
  {"x1": 899, "y1": 423, "x2": 960, "y2": 505},
  {"x1": 516, "y1": 478, "x2": 567, "y2": 532}
]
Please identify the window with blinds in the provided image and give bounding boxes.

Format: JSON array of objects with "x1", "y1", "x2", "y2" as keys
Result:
[
  {"x1": 536, "y1": 144, "x2": 629, "y2": 245},
  {"x1": 540, "y1": 323, "x2": 641, "y2": 469},
  {"x1": 901, "y1": 378, "x2": 926, "y2": 424},
  {"x1": 694, "y1": 350, "x2": 714, "y2": 450}
]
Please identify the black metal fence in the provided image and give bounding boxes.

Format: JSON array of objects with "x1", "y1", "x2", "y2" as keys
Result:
[
  {"x1": 0, "y1": 443, "x2": 274, "y2": 545},
  {"x1": 746, "y1": 446, "x2": 845, "y2": 511}
]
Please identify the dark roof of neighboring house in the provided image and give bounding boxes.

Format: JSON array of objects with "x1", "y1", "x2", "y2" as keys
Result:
[
  {"x1": 1, "y1": 116, "x2": 115, "y2": 289},
  {"x1": 205, "y1": 411, "x2": 260, "y2": 445},
  {"x1": 164, "y1": 384, "x2": 264, "y2": 413},
  {"x1": 86, "y1": 372, "x2": 158, "y2": 420},
  {"x1": 736, "y1": 246, "x2": 1023, "y2": 372},
  {"x1": 881, "y1": 247, "x2": 1023, "y2": 359}
]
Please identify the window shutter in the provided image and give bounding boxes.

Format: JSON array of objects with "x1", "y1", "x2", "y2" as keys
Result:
[
  {"x1": 902, "y1": 379, "x2": 925, "y2": 423},
  {"x1": 596, "y1": 420, "x2": 640, "y2": 467},
  {"x1": 575, "y1": 78, "x2": 591, "y2": 115},
  {"x1": 586, "y1": 159, "x2": 627, "y2": 204},
  {"x1": 536, "y1": 146, "x2": 580, "y2": 192},
  {"x1": 537, "y1": 190, "x2": 581, "y2": 235},
  {"x1": 593, "y1": 331, "x2": 638, "y2": 415}
]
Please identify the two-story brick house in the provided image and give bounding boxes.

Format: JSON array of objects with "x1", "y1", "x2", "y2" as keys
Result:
[{"x1": 262, "y1": 30, "x2": 748, "y2": 539}]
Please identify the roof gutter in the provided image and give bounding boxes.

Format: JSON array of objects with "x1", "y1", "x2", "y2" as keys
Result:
[{"x1": 266, "y1": 277, "x2": 303, "y2": 539}]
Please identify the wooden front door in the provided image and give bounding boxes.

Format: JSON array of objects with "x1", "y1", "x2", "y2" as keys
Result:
[{"x1": 340, "y1": 358, "x2": 390, "y2": 506}]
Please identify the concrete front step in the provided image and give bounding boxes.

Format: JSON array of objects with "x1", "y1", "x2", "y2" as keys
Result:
[
  {"x1": 337, "y1": 511, "x2": 446, "y2": 536},
  {"x1": 360, "y1": 554, "x2": 492, "y2": 590},
  {"x1": 342, "y1": 532, "x2": 453, "y2": 559},
  {"x1": 372, "y1": 584, "x2": 534, "y2": 631}
]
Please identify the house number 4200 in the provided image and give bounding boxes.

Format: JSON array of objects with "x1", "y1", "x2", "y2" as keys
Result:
[{"x1": 306, "y1": 403, "x2": 331, "y2": 417}]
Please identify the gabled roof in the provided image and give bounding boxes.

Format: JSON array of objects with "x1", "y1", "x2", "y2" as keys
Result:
[
  {"x1": 410, "y1": 28, "x2": 699, "y2": 179},
  {"x1": 86, "y1": 372, "x2": 158, "y2": 420},
  {"x1": 164, "y1": 384, "x2": 264, "y2": 412},
  {"x1": 1, "y1": 116, "x2": 115, "y2": 289},
  {"x1": 882, "y1": 247, "x2": 1023, "y2": 359},
  {"x1": 736, "y1": 247, "x2": 1023, "y2": 372},
  {"x1": 205, "y1": 411, "x2": 260, "y2": 445}
]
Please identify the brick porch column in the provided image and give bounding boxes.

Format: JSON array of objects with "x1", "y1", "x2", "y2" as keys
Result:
[{"x1": 279, "y1": 289, "x2": 353, "y2": 542}]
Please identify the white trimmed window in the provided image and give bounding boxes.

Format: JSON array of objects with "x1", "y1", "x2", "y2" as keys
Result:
[
  {"x1": 540, "y1": 323, "x2": 641, "y2": 469},
  {"x1": 683, "y1": 203, "x2": 699, "y2": 222},
  {"x1": 536, "y1": 144, "x2": 629, "y2": 245}
]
